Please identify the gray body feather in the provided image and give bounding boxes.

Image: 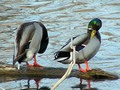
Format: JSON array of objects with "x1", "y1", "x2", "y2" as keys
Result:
[
  {"x1": 13, "y1": 21, "x2": 49, "y2": 65},
  {"x1": 54, "y1": 33, "x2": 101, "y2": 64}
]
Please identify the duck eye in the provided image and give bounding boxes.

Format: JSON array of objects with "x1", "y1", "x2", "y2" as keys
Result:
[{"x1": 87, "y1": 28, "x2": 92, "y2": 31}]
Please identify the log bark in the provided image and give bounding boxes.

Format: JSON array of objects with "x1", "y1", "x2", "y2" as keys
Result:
[{"x1": 0, "y1": 64, "x2": 118, "y2": 82}]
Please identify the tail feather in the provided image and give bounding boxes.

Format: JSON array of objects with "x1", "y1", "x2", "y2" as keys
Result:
[
  {"x1": 54, "y1": 51, "x2": 70, "y2": 62},
  {"x1": 13, "y1": 51, "x2": 27, "y2": 66},
  {"x1": 13, "y1": 42, "x2": 30, "y2": 66}
]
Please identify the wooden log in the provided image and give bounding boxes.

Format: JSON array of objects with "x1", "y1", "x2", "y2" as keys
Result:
[
  {"x1": 75, "y1": 68, "x2": 119, "y2": 80},
  {"x1": 0, "y1": 64, "x2": 118, "y2": 82}
]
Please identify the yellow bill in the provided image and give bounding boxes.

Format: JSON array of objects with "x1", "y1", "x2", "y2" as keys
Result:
[{"x1": 90, "y1": 30, "x2": 96, "y2": 38}]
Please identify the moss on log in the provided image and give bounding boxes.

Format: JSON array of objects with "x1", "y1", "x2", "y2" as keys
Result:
[
  {"x1": 0, "y1": 64, "x2": 118, "y2": 82},
  {"x1": 76, "y1": 68, "x2": 118, "y2": 80}
]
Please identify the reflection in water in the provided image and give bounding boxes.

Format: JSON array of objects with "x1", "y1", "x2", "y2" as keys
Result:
[
  {"x1": 0, "y1": 0, "x2": 120, "y2": 90},
  {"x1": 72, "y1": 79, "x2": 97, "y2": 90},
  {"x1": 21, "y1": 78, "x2": 50, "y2": 90},
  {"x1": 39, "y1": 86, "x2": 50, "y2": 90},
  {"x1": 80, "y1": 79, "x2": 91, "y2": 90}
]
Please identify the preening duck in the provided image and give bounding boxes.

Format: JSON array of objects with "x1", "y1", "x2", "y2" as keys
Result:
[
  {"x1": 13, "y1": 21, "x2": 49, "y2": 69},
  {"x1": 54, "y1": 18, "x2": 102, "y2": 72}
]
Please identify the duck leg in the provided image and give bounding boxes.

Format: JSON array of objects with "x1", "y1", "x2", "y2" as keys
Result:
[
  {"x1": 33, "y1": 55, "x2": 43, "y2": 67},
  {"x1": 78, "y1": 64, "x2": 86, "y2": 72},
  {"x1": 77, "y1": 61, "x2": 91, "y2": 72},
  {"x1": 26, "y1": 62, "x2": 33, "y2": 67},
  {"x1": 26, "y1": 55, "x2": 43, "y2": 67},
  {"x1": 85, "y1": 61, "x2": 91, "y2": 71}
]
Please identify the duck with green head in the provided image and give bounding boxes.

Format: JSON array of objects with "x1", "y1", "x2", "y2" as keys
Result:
[{"x1": 54, "y1": 18, "x2": 102, "y2": 72}]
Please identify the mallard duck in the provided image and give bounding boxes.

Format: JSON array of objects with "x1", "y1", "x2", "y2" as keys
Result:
[
  {"x1": 13, "y1": 21, "x2": 49, "y2": 69},
  {"x1": 54, "y1": 18, "x2": 102, "y2": 72}
]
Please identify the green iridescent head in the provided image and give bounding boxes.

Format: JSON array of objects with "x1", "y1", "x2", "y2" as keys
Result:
[
  {"x1": 87, "y1": 18, "x2": 102, "y2": 38},
  {"x1": 88, "y1": 18, "x2": 102, "y2": 31}
]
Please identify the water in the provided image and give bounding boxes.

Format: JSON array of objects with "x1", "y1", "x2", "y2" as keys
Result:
[{"x1": 0, "y1": 0, "x2": 120, "y2": 90}]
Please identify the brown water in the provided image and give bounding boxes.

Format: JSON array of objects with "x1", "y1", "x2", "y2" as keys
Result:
[{"x1": 0, "y1": 0, "x2": 120, "y2": 90}]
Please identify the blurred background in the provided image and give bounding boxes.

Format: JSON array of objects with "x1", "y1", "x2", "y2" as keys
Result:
[{"x1": 0, "y1": 0, "x2": 120, "y2": 90}]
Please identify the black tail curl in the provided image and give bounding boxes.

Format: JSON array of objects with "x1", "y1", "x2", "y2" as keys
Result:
[{"x1": 54, "y1": 51, "x2": 70, "y2": 60}]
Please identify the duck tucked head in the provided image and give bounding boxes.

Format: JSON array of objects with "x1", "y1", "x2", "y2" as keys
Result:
[{"x1": 87, "y1": 18, "x2": 102, "y2": 38}]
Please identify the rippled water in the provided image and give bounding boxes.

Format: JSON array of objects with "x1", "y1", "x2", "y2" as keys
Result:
[{"x1": 0, "y1": 0, "x2": 120, "y2": 90}]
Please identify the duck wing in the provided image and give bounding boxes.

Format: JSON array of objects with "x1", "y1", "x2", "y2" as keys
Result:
[
  {"x1": 15, "y1": 22, "x2": 35, "y2": 56},
  {"x1": 54, "y1": 33, "x2": 88, "y2": 62},
  {"x1": 38, "y1": 22, "x2": 49, "y2": 53},
  {"x1": 60, "y1": 33, "x2": 88, "y2": 51}
]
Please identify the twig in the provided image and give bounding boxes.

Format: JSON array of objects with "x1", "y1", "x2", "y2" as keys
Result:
[{"x1": 51, "y1": 38, "x2": 76, "y2": 90}]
